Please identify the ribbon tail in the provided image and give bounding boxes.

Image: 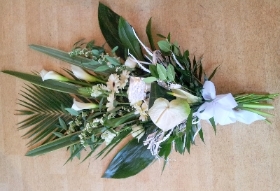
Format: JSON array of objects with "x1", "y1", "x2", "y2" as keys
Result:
[{"x1": 234, "y1": 110, "x2": 265, "y2": 124}]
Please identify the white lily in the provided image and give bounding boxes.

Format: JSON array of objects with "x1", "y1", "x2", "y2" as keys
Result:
[
  {"x1": 40, "y1": 69, "x2": 68, "y2": 81},
  {"x1": 71, "y1": 65, "x2": 103, "y2": 82},
  {"x1": 171, "y1": 89, "x2": 201, "y2": 103},
  {"x1": 148, "y1": 98, "x2": 190, "y2": 131},
  {"x1": 124, "y1": 57, "x2": 137, "y2": 69},
  {"x1": 71, "y1": 99, "x2": 98, "y2": 111}
]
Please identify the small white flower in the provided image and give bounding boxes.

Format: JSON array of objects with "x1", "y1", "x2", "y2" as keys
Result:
[
  {"x1": 119, "y1": 70, "x2": 130, "y2": 89},
  {"x1": 40, "y1": 69, "x2": 68, "y2": 81},
  {"x1": 133, "y1": 101, "x2": 148, "y2": 121},
  {"x1": 124, "y1": 57, "x2": 137, "y2": 68},
  {"x1": 91, "y1": 85, "x2": 102, "y2": 97},
  {"x1": 131, "y1": 124, "x2": 144, "y2": 141},
  {"x1": 106, "y1": 74, "x2": 120, "y2": 93},
  {"x1": 106, "y1": 93, "x2": 115, "y2": 111},
  {"x1": 71, "y1": 99, "x2": 98, "y2": 111},
  {"x1": 101, "y1": 130, "x2": 116, "y2": 145}
]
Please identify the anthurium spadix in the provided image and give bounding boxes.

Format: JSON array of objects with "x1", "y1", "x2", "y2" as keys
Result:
[
  {"x1": 171, "y1": 89, "x2": 201, "y2": 103},
  {"x1": 71, "y1": 99, "x2": 98, "y2": 111},
  {"x1": 40, "y1": 69, "x2": 69, "y2": 81},
  {"x1": 148, "y1": 98, "x2": 190, "y2": 131}
]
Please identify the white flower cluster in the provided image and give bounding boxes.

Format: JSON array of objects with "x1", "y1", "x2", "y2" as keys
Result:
[
  {"x1": 101, "y1": 130, "x2": 116, "y2": 145},
  {"x1": 133, "y1": 101, "x2": 148, "y2": 121}
]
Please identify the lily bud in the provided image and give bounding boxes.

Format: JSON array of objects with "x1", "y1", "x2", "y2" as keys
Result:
[
  {"x1": 124, "y1": 57, "x2": 137, "y2": 69},
  {"x1": 40, "y1": 69, "x2": 68, "y2": 81},
  {"x1": 170, "y1": 89, "x2": 201, "y2": 103},
  {"x1": 71, "y1": 99, "x2": 98, "y2": 111},
  {"x1": 71, "y1": 65, "x2": 99, "y2": 82}
]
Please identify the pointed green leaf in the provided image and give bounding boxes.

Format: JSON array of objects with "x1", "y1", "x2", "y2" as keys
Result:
[
  {"x1": 209, "y1": 117, "x2": 216, "y2": 134},
  {"x1": 25, "y1": 132, "x2": 80, "y2": 156},
  {"x1": 143, "y1": 77, "x2": 157, "y2": 83},
  {"x1": 118, "y1": 17, "x2": 144, "y2": 60},
  {"x1": 98, "y1": 3, "x2": 125, "y2": 59},
  {"x1": 102, "y1": 138, "x2": 155, "y2": 178},
  {"x1": 146, "y1": 17, "x2": 156, "y2": 50},
  {"x1": 208, "y1": 65, "x2": 220, "y2": 80},
  {"x1": 149, "y1": 65, "x2": 159, "y2": 78},
  {"x1": 167, "y1": 64, "x2": 175, "y2": 81},
  {"x1": 157, "y1": 64, "x2": 167, "y2": 81},
  {"x1": 157, "y1": 40, "x2": 171, "y2": 53},
  {"x1": 2, "y1": 70, "x2": 81, "y2": 95}
]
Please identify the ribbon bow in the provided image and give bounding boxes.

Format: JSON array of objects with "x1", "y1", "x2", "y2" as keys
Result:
[{"x1": 196, "y1": 81, "x2": 265, "y2": 125}]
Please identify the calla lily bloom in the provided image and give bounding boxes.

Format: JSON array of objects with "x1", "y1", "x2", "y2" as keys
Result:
[
  {"x1": 148, "y1": 98, "x2": 190, "y2": 131},
  {"x1": 71, "y1": 65, "x2": 103, "y2": 82},
  {"x1": 40, "y1": 69, "x2": 68, "y2": 81},
  {"x1": 171, "y1": 89, "x2": 201, "y2": 104},
  {"x1": 71, "y1": 99, "x2": 98, "y2": 111}
]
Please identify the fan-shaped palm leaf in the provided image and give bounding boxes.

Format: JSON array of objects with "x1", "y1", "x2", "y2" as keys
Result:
[{"x1": 17, "y1": 84, "x2": 73, "y2": 146}]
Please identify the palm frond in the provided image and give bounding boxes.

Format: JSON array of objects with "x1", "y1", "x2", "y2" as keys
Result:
[{"x1": 16, "y1": 84, "x2": 73, "y2": 146}]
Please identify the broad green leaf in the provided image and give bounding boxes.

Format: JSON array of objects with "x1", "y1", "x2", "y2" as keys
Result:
[
  {"x1": 94, "y1": 65, "x2": 111, "y2": 72},
  {"x1": 25, "y1": 132, "x2": 80, "y2": 156},
  {"x1": 186, "y1": 111, "x2": 193, "y2": 133},
  {"x1": 102, "y1": 138, "x2": 155, "y2": 178},
  {"x1": 146, "y1": 18, "x2": 156, "y2": 50},
  {"x1": 157, "y1": 40, "x2": 171, "y2": 53},
  {"x1": 174, "y1": 136, "x2": 185, "y2": 154},
  {"x1": 167, "y1": 64, "x2": 175, "y2": 81},
  {"x1": 157, "y1": 64, "x2": 167, "y2": 81},
  {"x1": 2, "y1": 70, "x2": 81, "y2": 95},
  {"x1": 118, "y1": 17, "x2": 144, "y2": 60},
  {"x1": 143, "y1": 77, "x2": 157, "y2": 83},
  {"x1": 98, "y1": 3, "x2": 125, "y2": 59},
  {"x1": 149, "y1": 65, "x2": 159, "y2": 78}
]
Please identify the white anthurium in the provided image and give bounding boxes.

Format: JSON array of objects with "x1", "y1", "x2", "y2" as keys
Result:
[
  {"x1": 71, "y1": 65, "x2": 99, "y2": 82},
  {"x1": 171, "y1": 89, "x2": 201, "y2": 104},
  {"x1": 71, "y1": 99, "x2": 98, "y2": 111},
  {"x1": 124, "y1": 57, "x2": 137, "y2": 69},
  {"x1": 40, "y1": 69, "x2": 68, "y2": 81},
  {"x1": 196, "y1": 81, "x2": 237, "y2": 125},
  {"x1": 148, "y1": 98, "x2": 190, "y2": 131}
]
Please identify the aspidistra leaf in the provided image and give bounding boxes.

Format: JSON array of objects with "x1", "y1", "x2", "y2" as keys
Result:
[{"x1": 118, "y1": 17, "x2": 144, "y2": 60}]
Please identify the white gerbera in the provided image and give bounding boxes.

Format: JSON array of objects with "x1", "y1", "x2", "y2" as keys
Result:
[
  {"x1": 106, "y1": 74, "x2": 120, "y2": 93},
  {"x1": 119, "y1": 70, "x2": 130, "y2": 89},
  {"x1": 106, "y1": 93, "x2": 115, "y2": 111}
]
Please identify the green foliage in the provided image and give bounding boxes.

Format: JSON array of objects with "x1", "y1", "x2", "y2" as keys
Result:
[
  {"x1": 146, "y1": 18, "x2": 156, "y2": 50},
  {"x1": 98, "y1": 3, "x2": 125, "y2": 59},
  {"x1": 16, "y1": 85, "x2": 73, "y2": 146},
  {"x1": 118, "y1": 17, "x2": 144, "y2": 60}
]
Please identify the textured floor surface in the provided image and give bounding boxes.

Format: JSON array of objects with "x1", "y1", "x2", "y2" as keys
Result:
[{"x1": 1, "y1": 0, "x2": 280, "y2": 190}]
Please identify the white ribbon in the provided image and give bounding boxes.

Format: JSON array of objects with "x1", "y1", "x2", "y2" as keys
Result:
[{"x1": 196, "y1": 81, "x2": 265, "y2": 125}]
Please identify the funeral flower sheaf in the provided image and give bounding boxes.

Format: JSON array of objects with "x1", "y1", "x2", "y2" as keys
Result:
[{"x1": 2, "y1": 3, "x2": 278, "y2": 179}]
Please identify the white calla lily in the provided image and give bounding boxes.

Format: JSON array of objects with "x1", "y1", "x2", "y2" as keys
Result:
[
  {"x1": 71, "y1": 65, "x2": 103, "y2": 82},
  {"x1": 71, "y1": 99, "x2": 98, "y2": 111},
  {"x1": 148, "y1": 98, "x2": 190, "y2": 131},
  {"x1": 40, "y1": 69, "x2": 68, "y2": 81},
  {"x1": 171, "y1": 89, "x2": 201, "y2": 103}
]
